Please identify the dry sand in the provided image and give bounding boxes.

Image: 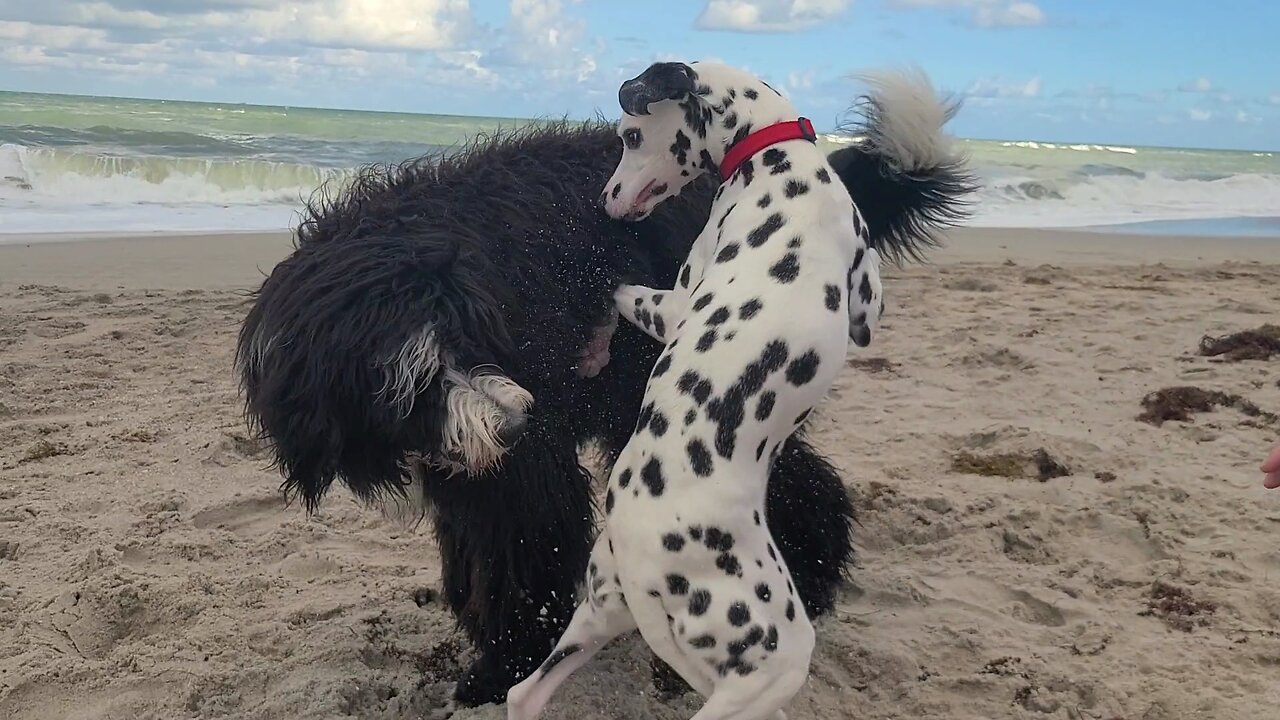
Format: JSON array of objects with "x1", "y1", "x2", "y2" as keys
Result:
[{"x1": 2, "y1": 228, "x2": 1279, "y2": 720}]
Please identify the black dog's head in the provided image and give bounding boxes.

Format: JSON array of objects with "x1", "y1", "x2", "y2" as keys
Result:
[{"x1": 236, "y1": 232, "x2": 533, "y2": 510}]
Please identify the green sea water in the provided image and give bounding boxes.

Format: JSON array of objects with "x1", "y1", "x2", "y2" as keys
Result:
[{"x1": 2, "y1": 91, "x2": 1277, "y2": 235}]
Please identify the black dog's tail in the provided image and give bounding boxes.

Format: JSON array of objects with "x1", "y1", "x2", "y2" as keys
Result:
[{"x1": 826, "y1": 67, "x2": 979, "y2": 265}]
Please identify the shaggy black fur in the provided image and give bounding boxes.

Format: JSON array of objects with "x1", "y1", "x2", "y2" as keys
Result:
[{"x1": 237, "y1": 114, "x2": 972, "y2": 706}]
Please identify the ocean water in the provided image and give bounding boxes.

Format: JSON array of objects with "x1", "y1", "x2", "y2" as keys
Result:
[{"x1": 2, "y1": 91, "x2": 1278, "y2": 237}]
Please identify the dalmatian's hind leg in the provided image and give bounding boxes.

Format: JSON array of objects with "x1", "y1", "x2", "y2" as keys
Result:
[
  {"x1": 506, "y1": 536, "x2": 636, "y2": 720},
  {"x1": 847, "y1": 247, "x2": 884, "y2": 348},
  {"x1": 686, "y1": 666, "x2": 810, "y2": 720},
  {"x1": 614, "y1": 284, "x2": 686, "y2": 343}
]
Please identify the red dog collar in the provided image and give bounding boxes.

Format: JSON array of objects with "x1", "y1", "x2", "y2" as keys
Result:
[{"x1": 719, "y1": 117, "x2": 817, "y2": 183}]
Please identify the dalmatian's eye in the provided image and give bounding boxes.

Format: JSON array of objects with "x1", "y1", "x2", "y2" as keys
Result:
[{"x1": 623, "y1": 128, "x2": 643, "y2": 150}]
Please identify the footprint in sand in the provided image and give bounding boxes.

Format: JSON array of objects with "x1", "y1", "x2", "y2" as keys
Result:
[
  {"x1": 190, "y1": 494, "x2": 285, "y2": 535},
  {"x1": 28, "y1": 318, "x2": 87, "y2": 339},
  {"x1": 1007, "y1": 589, "x2": 1066, "y2": 627}
]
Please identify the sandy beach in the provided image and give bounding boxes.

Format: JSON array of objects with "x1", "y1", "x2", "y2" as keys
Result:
[{"x1": 2, "y1": 227, "x2": 1279, "y2": 720}]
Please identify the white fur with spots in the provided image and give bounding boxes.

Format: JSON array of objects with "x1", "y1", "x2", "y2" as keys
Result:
[{"x1": 509, "y1": 60, "x2": 895, "y2": 720}]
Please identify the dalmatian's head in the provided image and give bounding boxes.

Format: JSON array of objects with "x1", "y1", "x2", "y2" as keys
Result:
[
  {"x1": 600, "y1": 62, "x2": 703, "y2": 221},
  {"x1": 601, "y1": 61, "x2": 794, "y2": 221}
]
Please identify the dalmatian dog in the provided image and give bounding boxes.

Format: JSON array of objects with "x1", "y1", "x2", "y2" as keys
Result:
[{"x1": 505, "y1": 60, "x2": 883, "y2": 720}]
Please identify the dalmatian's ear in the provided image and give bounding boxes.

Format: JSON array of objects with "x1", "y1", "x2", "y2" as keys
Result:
[{"x1": 619, "y1": 62, "x2": 696, "y2": 116}]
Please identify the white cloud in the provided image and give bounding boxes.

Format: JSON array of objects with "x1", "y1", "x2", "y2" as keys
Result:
[
  {"x1": 973, "y1": 1, "x2": 1044, "y2": 27},
  {"x1": 0, "y1": 0, "x2": 615, "y2": 107},
  {"x1": 890, "y1": 0, "x2": 1046, "y2": 29},
  {"x1": 1057, "y1": 84, "x2": 1171, "y2": 107},
  {"x1": 2, "y1": 1, "x2": 474, "y2": 51},
  {"x1": 1235, "y1": 109, "x2": 1260, "y2": 124},
  {"x1": 1270, "y1": 93, "x2": 1280, "y2": 106},
  {"x1": 696, "y1": 0, "x2": 853, "y2": 33},
  {"x1": 786, "y1": 69, "x2": 816, "y2": 91},
  {"x1": 0, "y1": 19, "x2": 113, "y2": 50},
  {"x1": 1177, "y1": 77, "x2": 1214, "y2": 93},
  {"x1": 1188, "y1": 108, "x2": 1212, "y2": 122},
  {"x1": 966, "y1": 75, "x2": 1041, "y2": 98},
  {"x1": 233, "y1": 0, "x2": 472, "y2": 51}
]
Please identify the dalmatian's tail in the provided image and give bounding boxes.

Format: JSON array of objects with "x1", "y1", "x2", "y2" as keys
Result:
[{"x1": 826, "y1": 67, "x2": 979, "y2": 266}]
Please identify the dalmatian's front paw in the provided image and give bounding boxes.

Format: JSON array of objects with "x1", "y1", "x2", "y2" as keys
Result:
[
  {"x1": 612, "y1": 283, "x2": 646, "y2": 314},
  {"x1": 575, "y1": 310, "x2": 619, "y2": 378}
]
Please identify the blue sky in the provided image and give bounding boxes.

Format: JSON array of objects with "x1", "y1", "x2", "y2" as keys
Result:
[{"x1": 1, "y1": 0, "x2": 1277, "y2": 150}]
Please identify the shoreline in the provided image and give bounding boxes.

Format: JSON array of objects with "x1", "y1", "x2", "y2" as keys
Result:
[{"x1": 3, "y1": 227, "x2": 1280, "y2": 292}]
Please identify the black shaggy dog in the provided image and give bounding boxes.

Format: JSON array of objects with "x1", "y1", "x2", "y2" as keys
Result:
[{"x1": 237, "y1": 80, "x2": 974, "y2": 706}]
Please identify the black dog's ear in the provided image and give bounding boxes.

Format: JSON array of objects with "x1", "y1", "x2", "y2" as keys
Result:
[{"x1": 619, "y1": 62, "x2": 697, "y2": 116}]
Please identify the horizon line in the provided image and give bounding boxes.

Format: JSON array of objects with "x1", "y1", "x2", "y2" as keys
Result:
[{"x1": 2, "y1": 87, "x2": 1277, "y2": 155}]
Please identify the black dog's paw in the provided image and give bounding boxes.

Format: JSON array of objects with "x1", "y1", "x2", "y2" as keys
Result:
[
  {"x1": 453, "y1": 656, "x2": 516, "y2": 707},
  {"x1": 650, "y1": 654, "x2": 694, "y2": 698}
]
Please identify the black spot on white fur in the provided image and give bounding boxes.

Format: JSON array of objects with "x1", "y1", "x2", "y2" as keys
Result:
[
  {"x1": 704, "y1": 527, "x2": 734, "y2": 552},
  {"x1": 769, "y1": 253, "x2": 800, "y2": 283},
  {"x1": 755, "y1": 391, "x2": 775, "y2": 421},
  {"x1": 667, "y1": 574, "x2": 690, "y2": 595},
  {"x1": 641, "y1": 456, "x2": 666, "y2": 496},
  {"x1": 716, "y1": 553, "x2": 742, "y2": 577},
  {"x1": 786, "y1": 351, "x2": 820, "y2": 386},
  {"x1": 650, "y1": 411, "x2": 669, "y2": 437},
  {"x1": 704, "y1": 340, "x2": 789, "y2": 459},
  {"x1": 540, "y1": 644, "x2": 581, "y2": 675},
  {"x1": 747, "y1": 212, "x2": 784, "y2": 248},
  {"x1": 824, "y1": 284, "x2": 840, "y2": 311},
  {"x1": 717, "y1": 203, "x2": 736, "y2": 229},
  {"x1": 689, "y1": 589, "x2": 711, "y2": 616},
  {"x1": 652, "y1": 354, "x2": 673, "y2": 377},
  {"x1": 687, "y1": 438, "x2": 713, "y2": 477},
  {"x1": 670, "y1": 129, "x2": 691, "y2": 165},
  {"x1": 762, "y1": 148, "x2": 791, "y2": 175}
]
